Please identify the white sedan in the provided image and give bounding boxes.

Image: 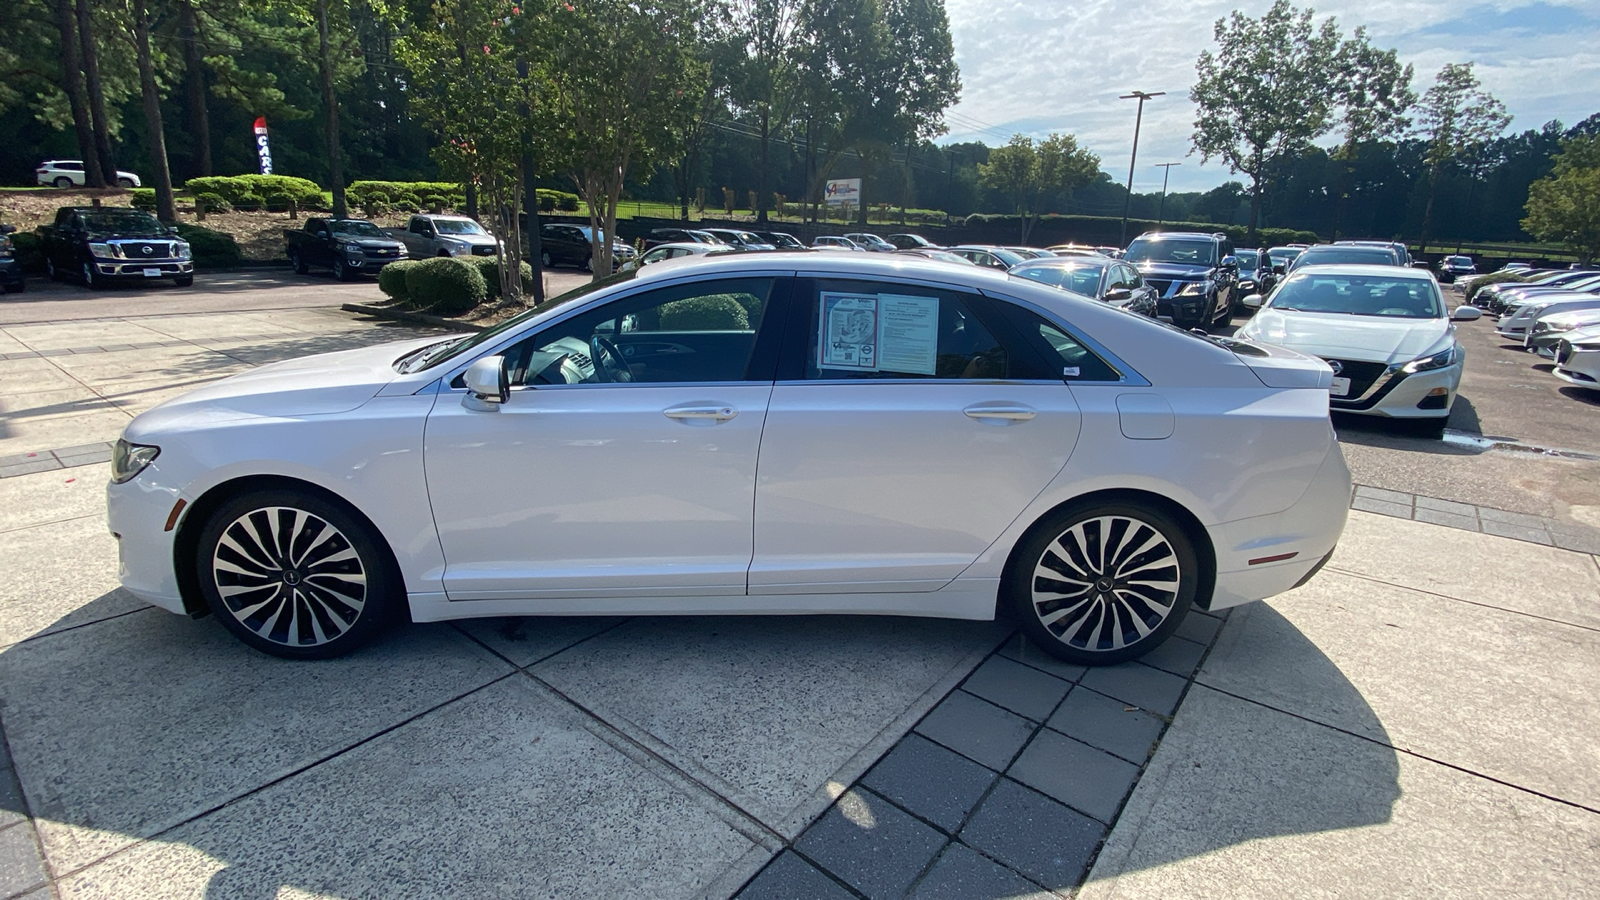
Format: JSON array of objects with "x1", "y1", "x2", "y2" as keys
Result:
[
  {"x1": 1554, "y1": 326, "x2": 1600, "y2": 389},
  {"x1": 1235, "y1": 264, "x2": 1483, "y2": 438},
  {"x1": 107, "y1": 254, "x2": 1351, "y2": 664}
]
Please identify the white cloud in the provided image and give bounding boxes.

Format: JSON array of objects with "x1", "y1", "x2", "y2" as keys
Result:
[{"x1": 940, "y1": 0, "x2": 1600, "y2": 193}]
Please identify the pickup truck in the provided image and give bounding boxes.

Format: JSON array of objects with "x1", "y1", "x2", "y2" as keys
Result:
[
  {"x1": 38, "y1": 206, "x2": 194, "y2": 288},
  {"x1": 388, "y1": 214, "x2": 500, "y2": 258},
  {"x1": 0, "y1": 224, "x2": 24, "y2": 293},
  {"x1": 285, "y1": 218, "x2": 408, "y2": 280}
]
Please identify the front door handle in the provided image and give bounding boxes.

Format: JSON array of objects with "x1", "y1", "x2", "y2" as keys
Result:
[
  {"x1": 963, "y1": 404, "x2": 1037, "y2": 422},
  {"x1": 663, "y1": 404, "x2": 737, "y2": 422}
]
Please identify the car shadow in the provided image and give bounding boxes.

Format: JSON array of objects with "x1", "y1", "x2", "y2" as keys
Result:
[
  {"x1": 1332, "y1": 413, "x2": 1485, "y2": 456},
  {"x1": 0, "y1": 591, "x2": 1403, "y2": 899},
  {"x1": 1558, "y1": 385, "x2": 1600, "y2": 406},
  {"x1": 1097, "y1": 602, "x2": 1401, "y2": 883}
]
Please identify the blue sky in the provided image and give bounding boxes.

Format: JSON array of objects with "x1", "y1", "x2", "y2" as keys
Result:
[{"x1": 939, "y1": 0, "x2": 1600, "y2": 194}]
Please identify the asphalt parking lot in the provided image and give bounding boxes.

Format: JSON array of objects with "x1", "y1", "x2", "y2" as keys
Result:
[{"x1": 0, "y1": 270, "x2": 1597, "y2": 899}]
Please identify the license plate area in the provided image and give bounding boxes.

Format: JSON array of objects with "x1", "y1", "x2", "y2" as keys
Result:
[
  {"x1": 142, "y1": 268, "x2": 162, "y2": 278},
  {"x1": 1330, "y1": 376, "x2": 1352, "y2": 397}
]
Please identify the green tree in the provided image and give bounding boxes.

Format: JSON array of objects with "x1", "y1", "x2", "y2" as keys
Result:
[
  {"x1": 1330, "y1": 27, "x2": 1414, "y2": 238},
  {"x1": 1523, "y1": 135, "x2": 1600, "y2": 264},
  {"x1": 724, "y1": 0, "x2": 802, "y2": 224},
  {"x1": 1414, "y1": 62, "x2": 1511, "y2": 251},
  {"x1": 1190, "y1": 0, "x2": 1342, "y2": 242},
  {"x1": 547, "y1": 0, "x2": 709, "y2": 277},
  {"x1": 978, "y1": 133, "x2": 1100, "y2": 242}
]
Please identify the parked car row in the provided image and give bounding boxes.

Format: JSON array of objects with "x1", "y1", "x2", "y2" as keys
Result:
[{"x1": 1468, "y1": 267, "x2": 1600, "y2": 393}]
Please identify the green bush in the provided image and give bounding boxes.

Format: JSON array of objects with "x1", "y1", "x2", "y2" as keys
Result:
[
  {"x1": 184, "y1": 175, "x2": 325, "y2": 209},
  {"x1": 535, "y1": 189, "x2": 581, "y2": 212},
  {"x1": 1464, "y1": 270, "x2": 1527, "y2": 303},
  {"x1": 421, "y1": 193, "x2": 451, "y2": 211},
  {"x1": 659, "y1": 294, "x2": 749, "y2": 330},
  {"x1": 347, "y1": 181, "x2": 466, "y2": 211},
  {"x1": 173, "y1": 223, "x2": 242, "y2": 268},
  {"x1": 9, "y1": 232, "x2": 45, "y2": 272},
  {"x1": 403, "y1": 256, "x2": 487, "y2": 315},
  {"x1": 464, "y1": 256, "x2": 535, "y2": 301},
  {"x1": 130, "y1": 188, "x2": 156, "y2": 211},
  {"x1": 195, "y1": 192, "x2": 232, "y2": 214},
  {"x1": 377, "y1": 259, "x2": 417, "y2": 302},
  {"x1": 956, "y1": 213, "x2": 1321, "y2": 249}
]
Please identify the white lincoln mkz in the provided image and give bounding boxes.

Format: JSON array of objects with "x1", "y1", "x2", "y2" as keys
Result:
[{"x1": 109, "y1": 253, "x2": 1351, "y2": 665}]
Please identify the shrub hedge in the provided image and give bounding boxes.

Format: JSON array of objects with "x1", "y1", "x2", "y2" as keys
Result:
[
  {"x1": 194, "y1": 192, "x2": 233, "y2": 214},
  {"x1": 347, "y1": 181, "x2": 466, "y2": 216},
  {"x1": 183, "y1": 175, "x2": 325, "y2": 210},
  {"x1": 377, "y1": 259, "x2": 417, "y2": 302},
  {"x1": 1464, "y1": 270, "x2": 1528, "y2": 303},
  {"x1": 536, "y1": 189, "x2": 580, "y2": 212},
  {"x1": 173, "y1": 224, "x2": 242, "y2": 268},
  {"x1": 8, "y1": 232, "x2": 44, "y2": 272},
  {"x1": 659, "y1": 295, "x2": 748, "y2": 330},
  {"x1": 958, "y1": 213, "x2": 1321, "y2": 249},
  {"x1": 403, "y1": 256, "x2": 487, "y2": 314},
  {"x1": 130, "y1": 188, "x2": 156, "y2": 211},
  {"x1": 464, "y1": 256, "x2": 535, "y2": 301}
]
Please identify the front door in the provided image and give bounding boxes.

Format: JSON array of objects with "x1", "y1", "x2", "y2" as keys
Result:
[
  {"x1": 424, "y1": 275, "x2": 787, "y2": 600},
  {"x1": 750, "y1": 278, "x2": 1084, "y2": 594}
]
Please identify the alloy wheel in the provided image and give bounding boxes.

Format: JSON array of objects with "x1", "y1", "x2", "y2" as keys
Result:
[
  {"x1": 210, "y1": 506, "x2": 368, "y2": 649},
  {"x1": 1030, "y1": 515, "x2": 1182, "y2": 652}
]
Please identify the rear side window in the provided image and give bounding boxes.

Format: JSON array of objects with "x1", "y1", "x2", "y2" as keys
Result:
[
  {"x1": 990, "y1": 302, "x2": 1122, "y2": 382},
  {"x1": 798, "y1": 279, "x2": 1013, "y2": 380}
]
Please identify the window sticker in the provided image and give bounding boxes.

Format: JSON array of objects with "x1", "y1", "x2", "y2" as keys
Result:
[
  {"x1": 819, "y1": 292, "x2": 880, "y2": 370},
  {"x1": 877, "y1": 294, "x2": 940, "y2": 375}
]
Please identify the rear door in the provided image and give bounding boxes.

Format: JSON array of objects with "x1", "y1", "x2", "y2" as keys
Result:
[{"x1": 750, "y1": 276, "x2": 1083, "y2": 594}]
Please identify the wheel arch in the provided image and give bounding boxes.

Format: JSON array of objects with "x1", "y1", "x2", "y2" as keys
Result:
[
  {"x1": 172, "y1": 473, "x2": 404, "y2": 618},
  {"x1": 999, "y1": 487, "x2": 1218, "y2": 612}
]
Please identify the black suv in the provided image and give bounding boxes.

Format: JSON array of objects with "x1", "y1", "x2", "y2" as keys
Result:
[
  {"x1": 540, "y1": 223, "x2": 637, "y2": 269},
  {"x1": 1122, "y1": 231, "x2": 1238, "y2": 329}
]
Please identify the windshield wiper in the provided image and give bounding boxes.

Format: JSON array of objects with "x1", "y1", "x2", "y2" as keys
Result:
[{"x1": 397, "y1": 337, "x2": 467, "y2": 373}]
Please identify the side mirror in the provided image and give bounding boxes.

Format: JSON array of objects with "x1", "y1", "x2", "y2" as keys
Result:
[
  {"x1": 1242, "y1": 293, "x2": 1265, "y2": 309},
  {"x1": 462, "y1": 355, "x2": 508, "y2": 411},
  {"x1": 1103, "y1": 288, "x2": 1133, "y2": 303},
  {"x1": 1451, "y1": 306, "x2": 1483, "y2": 322},
  {"x1": 1272, "y1": 264, "x2": 1286, "y2": 275},
  {"x1": 1220, "y1": 255, "x2": 1238, "y2": 268}
]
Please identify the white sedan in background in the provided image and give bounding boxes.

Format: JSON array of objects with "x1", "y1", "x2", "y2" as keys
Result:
[
  {"x1": 107, "y1": 254, "x2": 1350, "y2": 665},
  {"x1": 1236, "y1": 264, "x2": 1482, "y2": 438},
  {"x1": 622, "y1": 242, "x2": 715, "y2": 270},
  {"x1": 1555, "y1": 326, "x2": 1600, "y2": 389}
]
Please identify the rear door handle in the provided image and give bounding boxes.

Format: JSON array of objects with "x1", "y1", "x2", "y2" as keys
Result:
[
  {"x1": 963, "y1": 404, "x2": 1037, "y2": 422},
  {"x1": 663, "y1": 404, "x2": 738, "y2": 422}
]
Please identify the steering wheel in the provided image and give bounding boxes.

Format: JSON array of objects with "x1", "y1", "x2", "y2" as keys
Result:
[{"x1": 589, "y1": 335, "x2": 634, "y2": 383}]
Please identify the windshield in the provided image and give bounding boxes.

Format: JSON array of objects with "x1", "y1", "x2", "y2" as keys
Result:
[
  {"x1": 1124, "y1": 239, "x2": 1217, "y2": 266},
  {"x1": 81, "y1": 211, "x2": 163, "y2": 232},
  {"x1": 735, "y1": 232, "x2": 763, "y2": 244},
  {"x1": 1445, "y1": 256, "x2": 1471, "y2": 265},
  {"x1": 330, "y1": 220, "x2": 386, "y2": 238},
  {"x1": 1290, "y1": 247, "x2": 1397, "y2": 269},
  {"x1": 434, "y1": 219, "x2": 486, "y2": 235},
  {"x1": 1011, "y1": 262, "x2": 1107, "y2": 296},
  {"x1": 1236, "y1": 250, "x2": 1260, "y2": 270},
  {"x1": 400, "y1": 268, "x2": 640, "y2": 373},
  {"x1": 1268, "y1": 273, "x2": 1443, "y2": 318},
  {"x1": 1267, "y1": 247, "x2": 1302, "y2": 265}
]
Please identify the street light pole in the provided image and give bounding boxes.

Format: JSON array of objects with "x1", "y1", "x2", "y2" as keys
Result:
[
  {"x1": 1118, "y1": 90, "x2": 1165, "y2": 247},
  {"x1": 1153, "y1": 162, "x2": 1181, "y2": 228}
]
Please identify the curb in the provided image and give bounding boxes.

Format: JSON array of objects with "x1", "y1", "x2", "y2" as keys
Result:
[{"x1": 340, "y1": 302, "x2": 486, "y2": 331}]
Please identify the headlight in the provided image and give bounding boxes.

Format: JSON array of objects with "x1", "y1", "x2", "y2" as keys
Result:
[
  {"x1": 1402, "y1": 345, "x2": 1460, "y2": 374},
  {"x1": 111, "y1": 438, "x2": 160, "y2": 484},
  {"x1": 1176, "y1": 281, "x2": 1208, "y2": 297},
  {"x1": 1239, "y1": 279, "x2": 1256, "y2": 291},
  {"x1": 175, "y1": 242, "x2": 192, "y2": 260},
  {"x1": 89, "y1": 242, "x2": 119, "y2": 259}
]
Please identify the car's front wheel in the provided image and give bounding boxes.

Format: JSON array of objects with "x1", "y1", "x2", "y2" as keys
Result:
[
  {"x1": 195, "y1": 489, "x2": 400, "y2": 659},
  {"x1": 333, "y1": 257, "x2": 353, "y2": 281},
  {"x1": 82, "y1": 262, "x2": 98, "y2": 289},
  {"x1": 290, "y1": 250, "x2": 308, "y2": 275},
  {"x1": 53, "y1": 176, "x2": 72, "y2": 188},
  {"x1": 117, "y1": 177, "x2": 135, "y2": 188},
  {"x1": 1008, "y1": 500, "x2": 1197, "y2": 666}
]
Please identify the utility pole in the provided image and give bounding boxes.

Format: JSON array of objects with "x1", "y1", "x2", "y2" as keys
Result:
[
  {"x1": 1118, "y1": 90, "x2": 1165, "y2": 246},
  {"x1": 1153, "y1": 162, "x2": 1181, "y2": 228}
]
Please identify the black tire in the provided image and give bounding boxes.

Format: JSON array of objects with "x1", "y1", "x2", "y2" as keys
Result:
[
  {"x1": 1007, "y1": 500, "x2": 1198, "y2": 666},
  {"x1": 195, "y1": 488, "x2": 401, "y2": 659},
  {"x1": 437, "y1": 249, "x2": 450, "y2": 257},
  {"x1": 53, "y1": 176, "x2": 72, "y2": 188},
  {"x1": 2, "y1": 281, "x2": 22, "y2": 294},
  {"x1": 333, "y1": 257, "x2": 353, "y2": 281},
  {"x1": 82, "y1": 262, "x2": 98, "y2": 289},
  {"x1": 174, "y1": 274, "x2": 194, "y2": 288},
  {"x1": 290, "y1": 250, "x2": 308, "y2": 276},
  {"x1": 540, "y1": 250, "x2": 552, "y2": 268},
  {"x1": 117, "y1": 177, "x2": 135, "y2": 188},
  {"x1": 45, "y1": 257, "x2": 59, "y2": 281},
  {"x1": 581, "y1": 254, "x2": 592, "y2": 272}
]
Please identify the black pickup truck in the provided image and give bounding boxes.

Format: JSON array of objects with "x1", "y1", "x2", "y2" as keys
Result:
[
  {"x1": 38, "y1": 207, "x2": 194, "y2": 288},
  {"x1": 285, "y1": 218, "x2": 408, "y2": 280}
]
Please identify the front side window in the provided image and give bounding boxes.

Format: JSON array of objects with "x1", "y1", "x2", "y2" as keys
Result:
[
  {"x1": 499, "y1": 277, "x2": 777, "y2": 386},
  {"x1": 434, "y1": 219, "x2": 485, "y2": 235},
  {"x1": 1012, "y1": 263, "x2": 1107, "y2": 297},
  {"x1": 800, "y1": 280, "x2": 1017, "y2": 380}
]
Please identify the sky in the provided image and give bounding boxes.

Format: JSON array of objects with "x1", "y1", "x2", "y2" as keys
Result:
[{"x1": 938, "y1": 0, "x2": 1600, "y2": 195}]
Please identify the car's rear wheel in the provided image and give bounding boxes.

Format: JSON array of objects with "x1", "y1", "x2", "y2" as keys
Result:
[
  {"x1": 540, "y1": 250, "x2": 552, "y2": 268},
  {"x1": 1008, "y1": 500, "x2": 1197, "y2": 666},
  {"x1": 117, "y1": 177, "x2": 135, "y2": 188},
  {"x1": 290, "y1": 250, "x2": 308, "y2": 275},
  {"x1": 53, "y1": 176, "x2": 72, "y2": 188},
  {"x1": 195, "y1": 489, "x2": 400, "y2": 659}
]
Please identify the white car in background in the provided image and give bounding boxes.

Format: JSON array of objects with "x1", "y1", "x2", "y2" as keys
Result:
[
  {"x1": 1524, "y1": 308, "x2": 1600, "y2": 357},
  {"x1": 622, "y1": 242, "x2": 715, "y2": 270},
  {"x1": 107, "y1": 253, "x2": 1350, "y2": 666},
  {"x1": 1494, "y1": 293, "x2": 1600, "y2": 340},
  {"x1": 1554, "y1": 326, "x2": 1600, "y2": 390},
  {"x1": 36, "y1": 159, "x2": 141, "y2": 188},
  {"x1": 1236, "y1": 264, "x2": 1482, "y2": 438}
]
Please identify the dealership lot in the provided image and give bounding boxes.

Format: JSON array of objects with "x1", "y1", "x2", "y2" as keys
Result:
[{"x1": 0, "y1": 272, "x2": 1597, "y2": 899}]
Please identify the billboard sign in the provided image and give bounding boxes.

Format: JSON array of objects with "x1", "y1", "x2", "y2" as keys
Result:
[
  {"x1": 253, "y1": 117, "x2": 273, "y2": 175},
  {"x1": 824, "y1": 178, "x2": 861, "y2": 206}
]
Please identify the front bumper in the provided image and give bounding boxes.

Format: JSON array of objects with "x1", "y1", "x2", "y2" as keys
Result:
[
  {"x1": 1554, "y1": 344, "x2": 1600, "y2": 389},
  {"x1": 1330, "y1": 361, "x2": 1462, "y2": 420},
  {"x1": 90, "y1": 259, "x2": 194, "y2": 278},
  {"x1": 107, "y1": 464, "x2": 187, "y2": 614}
]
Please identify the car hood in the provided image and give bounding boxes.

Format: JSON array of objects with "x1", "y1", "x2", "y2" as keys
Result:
[
  {"x1": 86, "y1": 229, "x2": 173, "y2": 240},
  {"x1": 1131, "y1": 262, "x2": 1212, "y2": 280},
  {"x1": 125, "y1": 336, "x2": 443, "y2": 438},
  {"x1": 1237, "y1": 309, "x2": 1451, "y2": 366},
  {"x1": 334, "y1": 237, "x2": 405, "y2": 250}
]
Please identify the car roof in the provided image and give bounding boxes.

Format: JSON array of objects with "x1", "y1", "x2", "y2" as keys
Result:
[
  {"x1": 1013, "y1": 255, "x2": 1110, "y2": 268},
  {"x1": 1286, "y1": 263, "x2": 1436, "y2": 280},
  {"x1": 648, "y1": 242, "x2": 713, "y2": 252},
  {"x1": 1132, "y1": 232, "x2": 1224, "y2": 241}
]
